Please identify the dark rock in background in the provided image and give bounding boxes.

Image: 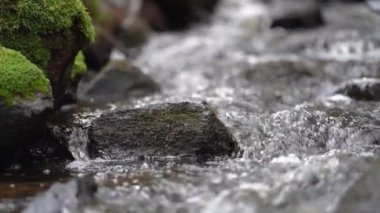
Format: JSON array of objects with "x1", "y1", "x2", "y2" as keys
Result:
[
  {"x1": 141, "y1": 0, "x2": 219, "y2": 31},
  {"x1": 117, "y1": 20, "x2": 151, "y2": 48},
  {"x1": 88, "y1": 102, "x2": 238, "y2": 160},
  {"x1": 83, "y1": 35, "x2": 114, "y2": 72},
  {"x1": 270, "y1": 0, "x2": 324, "y2": 29},
  {"x1": 77, "y1": 60, "x2": 160, "y2": 105},
  {"x1": 334, "y1": 78, "x2": 380, "y2": 101}
]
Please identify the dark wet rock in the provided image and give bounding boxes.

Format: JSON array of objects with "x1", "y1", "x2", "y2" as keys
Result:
[
  {"x1": 45, "y1": 104, "x2": 108, "y2": 163},
  {"x1": 88, "y1": 102, "x2": 238, "y2": 159},
  {"x1": 335, "y1": 159, "x2": 380, "y2": 213},
  {"x1": 82, "y1": 0, "x2": 126, "y2": 72},
  {"x1": 245, "y1": 104, "x2": 380, "y2": 160},
  {"x1": 23, "y1": 176, "x2": 97, "y2": 213},
  {"x1": 0, "y1": 95, "x2": 53, "y2": 166},
  {"x1": 83, "y1": 35, "x2": 113, "y2": 72},
  {"x1": 117, "y1": 20, "x2": 151, "y2": 48},
  {"x1": 78, "y1": 60, "x2": 160, "y2": 104},
  {"x1": 334, "y1": 78, "x2": 380, "y2": 101},
  {"x1": 270, "y1": 0, "x2": 324, "y2": 29},
  {"x1": 141, "y1": 0, "x2": 219, "y2": 31}
]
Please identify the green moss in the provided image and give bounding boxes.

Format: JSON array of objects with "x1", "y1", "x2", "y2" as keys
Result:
[
  {"x1": 135, "y1": 103, "x2": 207, "y2": 130},
  {"x1": 0, "y1": 0, "x2": 95, "y2": 69},
  {"x1": 0, "y1": 46, "x2": 51, "y2": 105},
  {"x1": 71, "y1": 51, "x2": 87, "y2": 79},
  {"x1": 0, "y1": 33, "x2": 50, "y2": 69}
]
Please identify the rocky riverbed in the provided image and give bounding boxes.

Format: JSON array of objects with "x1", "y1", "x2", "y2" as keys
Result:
[{"x1": 2, "y1": 0, "x2": 380, "y2": 212}]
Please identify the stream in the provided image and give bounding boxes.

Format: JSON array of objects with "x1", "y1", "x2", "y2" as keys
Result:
[{"x1": 2, "y1": 0, "x2": 380, "y2": 212}]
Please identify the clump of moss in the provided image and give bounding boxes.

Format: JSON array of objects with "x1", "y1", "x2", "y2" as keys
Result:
[
  {"x1": 0, "y1": 46, "x2": 51, "y2": 105},
  {"x1": 71, "y1": 51, "x2": 87, "y2": 79},
  {"x1": 0, "y1": 0, "x2": 95, "y2": 69}
]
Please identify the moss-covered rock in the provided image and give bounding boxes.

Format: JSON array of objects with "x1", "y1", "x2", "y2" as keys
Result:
[
  {"x1": 0, "y1": 46, "x2": 50, "y2": 105},
  {"x1": 0, "y1": 0, "x2": 94, "y2": 68},
  {"x1": 88, "y1": 102, "x2": 238, "y2": 160},
  {"x1": 0, "y1": 0, "x2": 95, "y2": 107},
  {"x1": 0, "y1": 48, "x2": 54, "y2": 167}
]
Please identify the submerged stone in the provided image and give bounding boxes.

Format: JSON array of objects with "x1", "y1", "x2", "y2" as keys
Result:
[{"x1": 88, "y1": 102, "x2": 238, "y2": 160}]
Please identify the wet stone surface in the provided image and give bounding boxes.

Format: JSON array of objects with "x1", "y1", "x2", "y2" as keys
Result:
[
  {"x1": 88, "y1": 102, "x2": 238, "y2": 160},
  {"x1": 0, "y1": 95, "x2": 53, "y2": 167}
]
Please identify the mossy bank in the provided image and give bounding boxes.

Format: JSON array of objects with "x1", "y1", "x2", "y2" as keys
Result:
[
  {"x1": 0, "y1": 0, "x2": 94, "y2": 69},
  {"x1": 0, "y1": 0, "x2": 95, "y2": 107},
  {"x1": 0, "y1": 46, "x2": 50, "y2": 105}
]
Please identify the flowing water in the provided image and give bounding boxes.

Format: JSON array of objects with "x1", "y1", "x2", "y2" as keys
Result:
[{"x1": 3, "y1": 0, "x2": 380, "y2": 212}]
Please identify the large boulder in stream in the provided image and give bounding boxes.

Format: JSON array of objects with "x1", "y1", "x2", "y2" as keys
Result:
[
  {"x1": 0, "y1": 47, "x2": 53, "y2": 166},
  {"x1": 88, "y1": 102, "x2": 238, "y2": 160}
]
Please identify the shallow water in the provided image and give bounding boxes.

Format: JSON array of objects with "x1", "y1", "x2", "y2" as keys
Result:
[{"x1": 3, "y1": 0, "x2": 380, "y2": 212}]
